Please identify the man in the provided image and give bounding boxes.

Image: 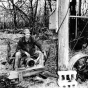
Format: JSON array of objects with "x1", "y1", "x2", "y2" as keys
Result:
[{"x1": 15, "y1": 29, "x2": 45, "y2": 70}]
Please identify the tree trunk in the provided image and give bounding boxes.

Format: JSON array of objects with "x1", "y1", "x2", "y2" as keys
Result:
[
  {"x1": 6, "y1": 39, "x2": 11, "y2": 63},
  {"x1": 44, "y1": 0, "x2": 49, "y2": 28},
  {"x1": 79, "y1": 0, "x2": 81, "y2": 16},
  {"x1": 33, "y1": 0, "x2": 39, "y2": 34},
  {"x1": 12, "y1": 0, "x2": 17, "y2": 31},
  {"x1": 30, "y1": 0, "x2": 34, "y2": 28},
  {"x1": 13, "y1": 7, "x2": 17, "y2": 30}
]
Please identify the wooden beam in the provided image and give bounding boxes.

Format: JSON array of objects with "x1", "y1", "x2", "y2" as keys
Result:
[
  {"x1": 70, "y1": 15, "x2": 88, "y2": 19},
  {"x1": 56, "y1": 0, "x2": 59, "y2": 32},
  {"x1": 75, "y1": 12, "x2": 77, "y2": 38},
  {"x1": 8, "y1": 65, "x2": 45, "y2": 80},
  {"x1": 58, "y1": 0, "x2": 69, "y2": 70}
]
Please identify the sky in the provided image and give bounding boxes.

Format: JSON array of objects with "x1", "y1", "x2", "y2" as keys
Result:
[
  {"x1": 0, "y1": 0, "x2": 45, "y2": 11},
  {"x1": 0, "y1": 0, "x2": 42, "y2": 6},
  {"x1": 0, "y1": 0, "x2": 29, "y2": 7}
]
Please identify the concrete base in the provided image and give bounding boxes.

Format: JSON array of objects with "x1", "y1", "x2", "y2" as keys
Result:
[{"x1": 58, "y1": 71, "x2": 77, "y2": 88}]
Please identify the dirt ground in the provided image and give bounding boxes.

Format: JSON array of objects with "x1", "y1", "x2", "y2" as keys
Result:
[
  {"x1": 0, "y1": 32, "x2": 88, "y2": 88},
  {"x1": 17, "y1": 77, "x2": 58, "y2": 88}
]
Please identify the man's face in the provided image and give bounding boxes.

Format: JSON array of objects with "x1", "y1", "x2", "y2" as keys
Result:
[{"x1": 24, "y1": 33, "x2": 31, "y2": 39}]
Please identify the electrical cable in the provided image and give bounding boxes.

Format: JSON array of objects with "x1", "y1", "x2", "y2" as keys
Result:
[{"x1": 69, "y1": 36, "x2": 84, "y2": 43}]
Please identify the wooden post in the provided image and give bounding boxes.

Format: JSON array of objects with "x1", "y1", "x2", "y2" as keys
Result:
[
  {"x1": 75, "y1": 0, "x2": 78, "y2": 38},
  {"x1": 58, "y1": 0, "x2": 69, "y2": 70},
  {"x1": 75, "y1": 9, "x2": 77, "y2": 38},
  {"x1": 56, "y1": 0, "x2": 59, "y2": 32}
]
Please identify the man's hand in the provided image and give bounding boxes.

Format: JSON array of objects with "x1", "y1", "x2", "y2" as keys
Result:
[{"x1": 25, "y1": 51, "x2": 30, "y2": 58}]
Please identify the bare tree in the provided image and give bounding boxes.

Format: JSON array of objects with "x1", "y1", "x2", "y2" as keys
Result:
[{"x1": 0, "y1": 0, "x2": 56, "y2": 33}]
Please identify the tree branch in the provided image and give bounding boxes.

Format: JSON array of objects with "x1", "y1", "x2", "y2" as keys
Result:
[
  {"x1": 9, "y1": 0, "x2": 30, "y2": 23},
  {"x1": 34, "y1": 0, "x2": 38, "y2": 21},
  {"x1": 48, "y1": 0, "x2": 52, "y2": 12}
]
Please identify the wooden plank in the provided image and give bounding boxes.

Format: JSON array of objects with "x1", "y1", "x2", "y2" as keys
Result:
[
  {"x1": 8, "y1": 65, "x2": 45, "y2": 80},
  {"x1": 70, "y1": 15, "x2": 88, "y2": 19},
  {"x1": 18, "y1": 71, "x2": 23, "y2": 82},
  {"x1": 75, "y1": 12, "x2": 78, "y2": 38},
  {"x1": 22, "y1": 69, "x2": 44, "y2": 77},
  {"x1": 18, "y1": 65, "x2": 44, "y2": 71}
]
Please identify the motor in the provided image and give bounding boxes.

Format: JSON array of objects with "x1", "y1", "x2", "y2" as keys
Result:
[{"x1": 26, "y1": 58, "x2": 35, "y2": 67}]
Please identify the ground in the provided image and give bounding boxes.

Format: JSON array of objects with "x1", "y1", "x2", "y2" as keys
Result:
[
  {"x1": 0, "y1": 32, "x2": 88, "y2": 88},
  {"x1": 17, "y1": 77, "x2": 58, "y2": 88},
  {"x1": 0, "y1": 32, "x2": 58, "y2": 88}
]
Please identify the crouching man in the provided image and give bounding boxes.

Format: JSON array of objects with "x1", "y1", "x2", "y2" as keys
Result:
[{"x1": 15, "y1": 29, "x2": 45, "y2": 70}]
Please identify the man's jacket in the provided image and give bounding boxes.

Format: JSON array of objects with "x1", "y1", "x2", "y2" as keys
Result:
[{"x1": 16, "y1": 36, "x2": 43, "y2": 56}]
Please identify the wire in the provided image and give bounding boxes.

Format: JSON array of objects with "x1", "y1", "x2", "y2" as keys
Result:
[
  {"x1": 56, "y1": 0, "x2": 70, "y2": 32},
  {"x1": 48, "y1": 8, "x2": 56, "y2": 18},
  {"x1": 69, "y1": 36, "x2": 84, "y2": 43},
  {"x1": 56, "y1": 0, "x2": 88, "y2": 51},
  {"x1": 72, "y1": 20, "x2": 88, "y2": 50}
]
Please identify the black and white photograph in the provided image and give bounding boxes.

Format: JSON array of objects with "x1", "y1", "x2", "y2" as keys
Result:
[{"x1": 0, "y1": 0, "x2": 88, "y2": 88}]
